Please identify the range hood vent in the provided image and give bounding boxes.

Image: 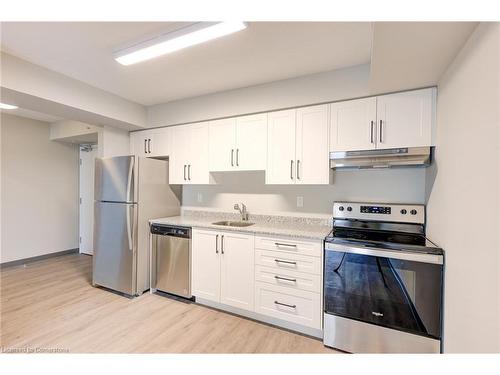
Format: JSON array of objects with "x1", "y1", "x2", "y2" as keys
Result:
[{"x1": 330, "y1": 147, "x2": 432, "y2": 169}]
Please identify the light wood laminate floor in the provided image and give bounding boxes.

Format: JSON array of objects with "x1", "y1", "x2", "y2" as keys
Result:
[{"x1": 1, "y1": 253, "x2": 337, "y2": 353}]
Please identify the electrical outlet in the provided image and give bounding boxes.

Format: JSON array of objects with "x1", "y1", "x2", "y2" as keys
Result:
[
  {"x1": 197, "y1": 193, "x2": 203, "y2": 203},
  {"x1": 296, "y1": 196, "x2": 304, "y2": 208}
]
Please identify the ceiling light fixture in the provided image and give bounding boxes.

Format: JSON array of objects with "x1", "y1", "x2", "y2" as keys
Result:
[
  {"x1": 0, "y1": 102, "x2": 18, "y2": 110},
  {"x1": 114, "y1": 22, "x2": 247, "y2": 66}
]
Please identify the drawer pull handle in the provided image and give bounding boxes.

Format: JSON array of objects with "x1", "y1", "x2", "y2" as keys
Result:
[
  {"x1": 274, "y1": 301, "x2": 296, "y2": 309},
  {"x1": 274, "y1": 242, "x2": 297, "y2": 248},
  {"x1": 274, "y1": 259, "x2": 297, "y2": 265},
  {"x1": 274, "y1": 275, "x2": 297, "y2": 283}
]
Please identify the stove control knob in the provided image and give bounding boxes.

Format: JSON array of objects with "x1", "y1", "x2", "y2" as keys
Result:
[
  {"x1": 339, "y1": 206, "x2": 344, "y2": 211},
  {"x1": 410, "y1": 209, "x2": 418, "y2": 215},
  {"x1": 400, "y1": 209, "x2": 407, "y2": 215},
  {"x1": 347, "y1": 206, "x2": 352, "y2": 212}
]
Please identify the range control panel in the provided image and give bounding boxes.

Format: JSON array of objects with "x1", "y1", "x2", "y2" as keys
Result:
[{"x1": 334, "y1": 202, "x2": 425, "y2": 224}]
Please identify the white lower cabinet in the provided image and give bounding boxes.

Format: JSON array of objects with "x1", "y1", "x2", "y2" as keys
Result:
[{"x1": 192, "y1": 229, "x2": 254, "y2": 311}]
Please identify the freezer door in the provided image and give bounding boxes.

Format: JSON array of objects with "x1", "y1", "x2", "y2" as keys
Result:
[
  {"x1": 93, "y1": 201, "x2": 137, "y2": 295},
  {"x1": 95, "y1": 156, "x2": 136, "y2": 203}
]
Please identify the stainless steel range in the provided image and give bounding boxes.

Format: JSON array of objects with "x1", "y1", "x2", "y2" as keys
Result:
[{"x1": 323, "y1": 202, "x2": 444, "y2": 353}]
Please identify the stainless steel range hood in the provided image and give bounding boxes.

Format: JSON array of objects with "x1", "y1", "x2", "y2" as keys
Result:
[{"x1": 330, "y1": 147, "x2": 432, "y2": 169}]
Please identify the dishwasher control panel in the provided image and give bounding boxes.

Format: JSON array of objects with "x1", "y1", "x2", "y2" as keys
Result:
[{"x1": 150, "y1": 224, "x2": 191, "y2": 238}]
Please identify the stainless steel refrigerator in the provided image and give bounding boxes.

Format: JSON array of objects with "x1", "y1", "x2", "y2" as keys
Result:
[{"x1": 93, "y1": 156, "x2": 181, "y2": 296}]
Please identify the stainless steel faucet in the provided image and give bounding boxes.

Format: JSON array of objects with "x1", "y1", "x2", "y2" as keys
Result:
[{"x1": 234, "y1": 203, "x2": 249, "y2": 221}]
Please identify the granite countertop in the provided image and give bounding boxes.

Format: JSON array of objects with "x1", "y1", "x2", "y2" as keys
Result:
[{"x1": 150, "y1": 210, "x2": 332, "y2": 241}]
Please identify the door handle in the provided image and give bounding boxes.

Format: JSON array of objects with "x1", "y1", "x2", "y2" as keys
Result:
[
  {"x1": 126, "y1": 156, "x2": 134, "y2": 203},
  {"x1": 126, "y1": 205, "x2": 134, "y2": 252},
  {"x1": 183, "y1": 165, "x2": 187, "y2": 180},
  {"x1": 290, "y1": 160, "x2": 294, "y2": 180},
  {"x1": 274, "y1": 259, "x2": 297, "y2": 265},
  {"x1": 379, "y1": 120, "x2": 383, "y2": 143},
  {"x1": 144, "y1": 139, "x2": 147, "y2": 154},
  {"x1": 231, "y1": 149, "x2": 234, "y2": 167},
  {"x1": 221, "y1": 235, "x2": 224, "y2": 254},
  {"x1": 148, "y1": 139, "x2": 151, "y2": 154},
  {"x1": 215, "y1": 234, "x2": 219, "y2": 254},
  {"x1": 274, "y1": 275, "x2": 297, "y2": 283},
  {"x1": 275, "y1": 242, "x2": 297, "y2": 248},
  {"x1": 236, "y1": 149, "x2": 239, "y2": 166},
  {"x1": 274, "y1": 301, "x2": 296, "y2": 309},
  {"x1": 188, "y1": 165, "x2": 191, "y2": 181},
  {"x1": 296, "y1": 160, "x2": 300, "y2": 180},
  {"x1": 370, "y1": 121, "x2": 374, "y2": 144}
]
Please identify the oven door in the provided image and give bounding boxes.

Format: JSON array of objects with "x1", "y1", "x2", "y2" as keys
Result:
[{"x1": 324, "y1": 243, "x2": 443, "y2": 339}]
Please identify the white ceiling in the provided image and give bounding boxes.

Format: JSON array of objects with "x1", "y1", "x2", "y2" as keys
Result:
[
  {"x1": 0, "y1": 22, "x2": 373, "y2": 106},
  {"x1": 0, "y1": 107, "x2": 63, "y2": 122}
]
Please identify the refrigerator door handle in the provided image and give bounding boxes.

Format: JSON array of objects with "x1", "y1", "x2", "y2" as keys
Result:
[
  {"x1": 126, "y1": 156, "x2": 134, "y2": 203},
  {"x1": 126, "y1": 204, "x2": 134, "y2": 252}
]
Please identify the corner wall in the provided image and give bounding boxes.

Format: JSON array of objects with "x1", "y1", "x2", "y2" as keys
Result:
[
  {"x1": 0, "y1": 113, "x2": 79, "y2": 263},
  {"x1": 426, "y1": 23, "x2": 500, "y2": 353}
]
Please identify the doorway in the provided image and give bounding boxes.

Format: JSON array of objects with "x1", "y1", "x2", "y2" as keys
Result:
[{"x1": 79, "y1": 144, "x2": 98, "y2": 255}]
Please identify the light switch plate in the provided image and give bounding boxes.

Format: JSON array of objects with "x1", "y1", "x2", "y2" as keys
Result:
[
  {"x1": 197, "y1": 193, "x2": 203, "y2": 203},
  {"x1": 296, "y1": 196, "x2": 303, "y2": 208}
]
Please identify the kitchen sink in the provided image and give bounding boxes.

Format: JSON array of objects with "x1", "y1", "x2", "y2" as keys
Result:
[{"x1": 212, "y1": 220, "x2": 255, "y2": 227}]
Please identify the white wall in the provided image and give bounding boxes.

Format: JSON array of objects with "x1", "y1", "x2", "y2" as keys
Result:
[
  {"x1": 183, "y1": 169, "x2": 427, "y2": 216},
  {"x1": 98, "y1": 126, "x2": 130, "y2": 158},
  {"x1": 0, "y1": 113, "x2": 79, "y2": 263},
  {"x1": 426, "y1": 23, "x2": 500, "y2": 353},
  {"x1": 148, "y1": 64, "x2": 370, "y2": 127}
]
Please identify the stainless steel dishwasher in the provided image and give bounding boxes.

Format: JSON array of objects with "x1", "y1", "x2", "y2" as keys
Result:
[{"x1": 150, "y1": 224, "x2": 192, "y2": 299}]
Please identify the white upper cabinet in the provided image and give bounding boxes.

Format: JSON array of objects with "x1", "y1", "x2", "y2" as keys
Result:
[
  {"x1": 267, "y1": 106, "x2": 329, "y2": 185},
  {"x1": 130, "y1": 127, "x2": 172, "y2": 157},
  {"x1": 266, "y1": 109, "x2": 297, "y2": 184},
  {"x1": 296, "y1": 104, "x2": 330, "y2": 185},
  {"x1": 169, "y1": 122, "x2": 210, "y2": 184},
  {"x1": 330, "y1": 97, "x2": 377, "y2": 152},
  {"x1": 376, "y1": 88, "x2": 436, "y2": 149},
  {"x1": 329, "y1": 88, "x2": 436, "y2": 152},
  {"x1": 209, "y1": 113, "x2": 267, "y2": 172}
]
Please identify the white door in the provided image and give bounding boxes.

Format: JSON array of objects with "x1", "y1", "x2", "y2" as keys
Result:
[
  {"x1": 220, "y1": 232, "x2": 255, "y2": 311},
  {"x1": 187, "y1": 122, "x2": 210, "y2": 184},
  {"x1": 296, "y1": 104, "x2": 330, "y2": 185},
  {"x1": 169, "y1": 125, "x2": 190, "y2": 184},
  {"x1": 79, "y1": 145, "x2": 98, "y2": 255},
  {"x1": 149, "y1": 128, "x2": 172, "y2": 158},
  {"x1": 376, "y1": 88, "x2": 435, "y2": 149},
  {"x1": 235, "y1": 113, "x2": 267, "y2": 171},
  {"x1": 330, "y1": 97, "x2": 377, "y2": 152},
  {"x1": 266, "y1": 109, "x2": 296, "y2": 184},
  {"x1": 131, "y1": 132, "x2": 149, "y2": 157},
  {"x1": 209, "y1": 118, "x2": 236, "y2": 172},
  {"x1": 192, "y1": 229, "x2": 221, "y2": 302}
]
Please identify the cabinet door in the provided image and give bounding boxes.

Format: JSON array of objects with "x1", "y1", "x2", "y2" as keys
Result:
[
  {"x1": 330, "y1": 97, "x2": 377, "y2": 152},
  {"x1": 169, "y1": 125, "x2": 190, "y2": 184},
  {"x1": 209, "y1": 118, "x2": 236, "y2": 172},
  {"x1": 376, "y1": 88, "x2": 435, "y2": 149},
  {"x1": 266, "y1": 109, "x2": 296, "y2": 184},
  {"x1": 296, "y1": 104, "x2": 330, "y2": 185},
  {"x1": 131, "y1": 132, "x2": 150, "y2": 157},
  {"x1": 192, "y1": 229, "x2": 220, "y2": 302},
  {"x1": 235, "y1": 113, "x2": 267, "y2": 171},
  {"x1": 187, "y1": 122, "x2": 210, "y2": 184},
  {"x1": 149, "y1": 128, "x2": 172, "y2": 157},
  {"x1": 220, "y1": 232, "x2": 255, "y2": 311}
]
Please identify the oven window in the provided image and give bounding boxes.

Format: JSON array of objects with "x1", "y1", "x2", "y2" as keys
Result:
[{"x1": 324, "y1": 250, "x2": 443, "y2": 339}]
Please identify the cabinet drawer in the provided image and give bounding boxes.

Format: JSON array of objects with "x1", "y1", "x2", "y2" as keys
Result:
[
  {"x1": 255, "y1": 249, "x2": 322, "y2": 275},
  {"x1": 255, "y1": 265, "x2": 321, "y2": 293},
  {"x1": 255, "y1": 282, "x2": 321, "y2": 329},
  {"x1": 255, "y1": 235, "x2": 322, "y2": 257}
]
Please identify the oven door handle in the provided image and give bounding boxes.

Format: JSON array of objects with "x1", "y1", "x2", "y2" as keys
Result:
[{"x1": 325, "y1": 243, "x2": 443, "y2": 265}]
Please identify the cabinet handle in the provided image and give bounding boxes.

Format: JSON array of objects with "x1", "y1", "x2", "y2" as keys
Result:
[
  {"x1": 290, "y1": 160, "x2": 294, "y2": 180},
  {"x1": 221, "y1": 235, "x2": 224, "y2": 254},
  {"x1": 188, "y1": 165, "x2": 191, "y2": 181},
  {"x1": 236, "y1": 149, "x2": 239, "y2": 166},
  {"x1": 379, "y1": 120, "x2": 383, "y2": 143},
  {"x1": 274, "y1": 275, "x2": 297, "y2": 283},
  {"x1": 215, "y1": 234, "x2": 219, "y2": 254},
  {"x1": 231, "y1": 149, "x2": 234, "y2": 167},
  {"x1": 370, "y1": 121, "x2": 374, "y2": 144},
  {"x1": 148, "y1": 139, "x2": 151, "y2": 154},
  {"x1": 275, "y1": 242, "x2": 297, "y2": 248},
  {"x1": 274, "y1": 301, "x2": 296, "y2": 309},
  {"x1": 183, "y1": 165, "x2": 187, "y2": 180},
  {"x1": 144, "y1": 139, "x2": 147, "y2": 154},
  {"x1": 274, "y1": 259, "x2": 297, "y2": 265},
  {"x1": 296, "y1": 160, "x2": 300, "y2": 180}
]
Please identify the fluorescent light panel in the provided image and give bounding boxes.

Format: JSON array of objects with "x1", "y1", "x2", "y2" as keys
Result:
[
  {"x1": 0, "y1": 102, "x2": 18, "y2": 110},
  {"x1": 115, "y1": 22, "x2": 247, "y2": 66}
]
